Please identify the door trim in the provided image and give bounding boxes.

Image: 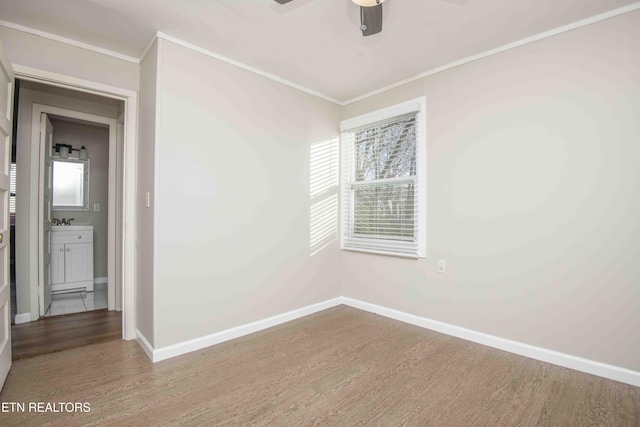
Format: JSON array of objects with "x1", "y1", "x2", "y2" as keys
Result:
[
  {"x1": 16, "y1": 64, "x2": 137, "y2": 340},
  {"x1": 38, "y1": 113, "x2": 53, "y2": 317},
  {"x1": 32, "y1": 104, "x2": 117, "y2": 318}
]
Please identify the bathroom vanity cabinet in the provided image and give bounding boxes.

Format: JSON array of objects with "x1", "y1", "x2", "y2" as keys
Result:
[{"x1": 51, "y1": 226, "x2": 94, "y2": 293}]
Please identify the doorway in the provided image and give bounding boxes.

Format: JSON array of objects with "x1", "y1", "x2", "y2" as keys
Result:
[
  {"x1": 13, "y1": 80, "x2": 121, "y2": 320},
  {"x1": 40, "y1": 112, "x2": 114, "y2": 318},
  {"x1": 10, "y1": 75, "x2": 135, "y2": 339}
]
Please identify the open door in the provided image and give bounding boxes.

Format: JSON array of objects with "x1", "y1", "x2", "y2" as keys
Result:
[
  {"x1": 39, "y1": 114, "x2": 53, "y2": 316},
  {"x1": 0, "y1": 39, "x2": 15, "y2": 389}
]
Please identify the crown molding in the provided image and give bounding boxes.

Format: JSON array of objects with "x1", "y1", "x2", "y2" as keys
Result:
[
  {"x1": 156, "y1": 32, "x2": 343, "y2": 105},
  {"x1": 342, "y1": 2, "x2": 640, "y2": 105},
  {"x1": 139, "y1": 34, "x2": 158, "y2": 62},
  {"x1": 2, "y1": 1, "x2": 639, "y2": 105},
  {"x1": 0, "y1": 19, "x2": 140, "y2": 64}
]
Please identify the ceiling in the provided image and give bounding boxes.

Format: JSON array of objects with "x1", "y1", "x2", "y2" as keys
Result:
[{"x1": 0, "y1": 0, "x2": 637, "y2": 103}]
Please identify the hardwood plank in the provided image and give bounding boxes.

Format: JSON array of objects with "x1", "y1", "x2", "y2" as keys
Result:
[
  {"x1": 1, "y1": 306, "x2": 638, "y2": 425},
  {"x1": 11, "y1": 309, "x2": 122, "y2": 360}
]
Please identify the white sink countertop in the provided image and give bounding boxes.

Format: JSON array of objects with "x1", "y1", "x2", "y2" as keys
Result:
[{"x1": 51, "y1": 225, "x2": 93, "y2": 231}]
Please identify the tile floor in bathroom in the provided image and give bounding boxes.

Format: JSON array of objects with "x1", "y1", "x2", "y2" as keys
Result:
[{"x1": 44, "y1": 283, "x2": 108, "y2": 317}]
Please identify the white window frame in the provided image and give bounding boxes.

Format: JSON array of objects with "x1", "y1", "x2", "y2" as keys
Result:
[{"x1": 340, "y1": 96, "x2": 427, "y2": 258}]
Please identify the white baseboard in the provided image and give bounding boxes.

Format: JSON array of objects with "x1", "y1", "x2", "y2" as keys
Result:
[
  {"x1": 143, "y1": 298, "x2": 343, "y2": 363},
  {"x1": 94, "y1": 277, "x2": 108, "y2": 285},
  {"x1": 131, "y1": 295, "x2": 639, "y2": 387},
  {"x1": 14, "y1": 313, "x2": 31, "y2": 324},
  {"x1": 135, "y1": 329, "x2": 155, "y2": 361},
  {"x1": 340, "y1": 297, "x2": 640, "y2": 388}
]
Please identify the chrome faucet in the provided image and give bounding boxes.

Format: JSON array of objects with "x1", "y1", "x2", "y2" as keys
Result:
[{"x1": 67, "y1": 218, "x2": 74, "y2": 225}]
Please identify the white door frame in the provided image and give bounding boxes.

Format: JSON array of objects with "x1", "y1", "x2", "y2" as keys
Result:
[
  {"x1": 16, "y1": 65, "x2": 137, "y2": 340},
  {"x1": 38, "y1": 113, "x2": 53, "y2": 317},
  {"x1": 0, "y1": 36, "x2": 15, "y2": 391},
  {"x1": 32, "y1": 104, "x2": 117, "y2": 316}
]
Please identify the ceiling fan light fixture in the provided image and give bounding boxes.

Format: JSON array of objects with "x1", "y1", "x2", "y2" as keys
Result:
[{"x1": 352, "y1": 0, "x2": 385, "y2": 7}]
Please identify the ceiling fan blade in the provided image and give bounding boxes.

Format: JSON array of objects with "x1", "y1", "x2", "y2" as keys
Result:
[
  {"x1": 360, "y1": 4, "x2": 382, "y2": 37},
  {"x1": 274, "y1": 0, "x2": 294, "y2": 4}
]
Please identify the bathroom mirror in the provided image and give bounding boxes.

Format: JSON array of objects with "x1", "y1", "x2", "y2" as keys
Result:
[{"x1": 52, "y1": 157, "x2": 90, "y2": 211}]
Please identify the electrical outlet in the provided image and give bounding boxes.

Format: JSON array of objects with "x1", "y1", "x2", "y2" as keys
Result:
[
  {"x1": 93, "y1": 203, "x2": 100, "y2": 212},
  {"x1": 145, "y1": 191, "x2": 151, "y2": 208},
  {"x1": 437, "y1": 259, "x2": 446, "y2": 274}
]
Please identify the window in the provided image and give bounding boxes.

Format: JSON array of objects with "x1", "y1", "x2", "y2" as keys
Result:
[
  {"x1": 10, "y1": 163, "x2": 16, "y2": 214},
  {"x1": 340, "y1": 97, "x2": 426, "y2": 258}
]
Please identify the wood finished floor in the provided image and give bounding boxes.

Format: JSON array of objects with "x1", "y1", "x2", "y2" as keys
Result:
[
  {"x1": 1, "y1": 306, "x2": 638, "y2": 426},
  {"x1": 11, "y1": 309, "x2": 122, "y2": 360}
]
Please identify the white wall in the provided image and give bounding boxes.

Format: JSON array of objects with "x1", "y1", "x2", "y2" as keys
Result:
[
  {"x1": 0, "y1": 25, "x2": 138, "y2": 92},
  {"x1": 136, "y1": 39, "x2": 158, "y2": 346},
  {"x1": 340, "y1": 10, "x2": 640, "y2": 371},
  {"x1": 50, "y1": 119, "x2": 109, "y2": 278},
  {"x1": 152, "y1": 40, "x2": 341, "y2": 348}
]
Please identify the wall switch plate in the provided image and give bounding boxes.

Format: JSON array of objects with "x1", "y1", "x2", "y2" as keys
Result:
[
  {"x1": 145, "y1": 191, "x2": 150, "y2": 208},
  {"x1": 437, "y1": 259, "x2": 446, "y2": 274},
  {"x1": 93, "y1": 203, "x2": 100, "y2": 212}
]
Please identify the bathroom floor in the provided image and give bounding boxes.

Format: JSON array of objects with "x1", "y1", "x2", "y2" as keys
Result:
[{"x1": 44, "y1": 283, "x2": 108, "y2": 317}]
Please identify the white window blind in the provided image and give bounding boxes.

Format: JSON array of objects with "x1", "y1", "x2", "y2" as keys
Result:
[
  {"x1": 340, "y1": 97, "x2": 426, "y2": 258},
  {"x1": 10, "y1": 163, "x2": 16, "y2": 214}
]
